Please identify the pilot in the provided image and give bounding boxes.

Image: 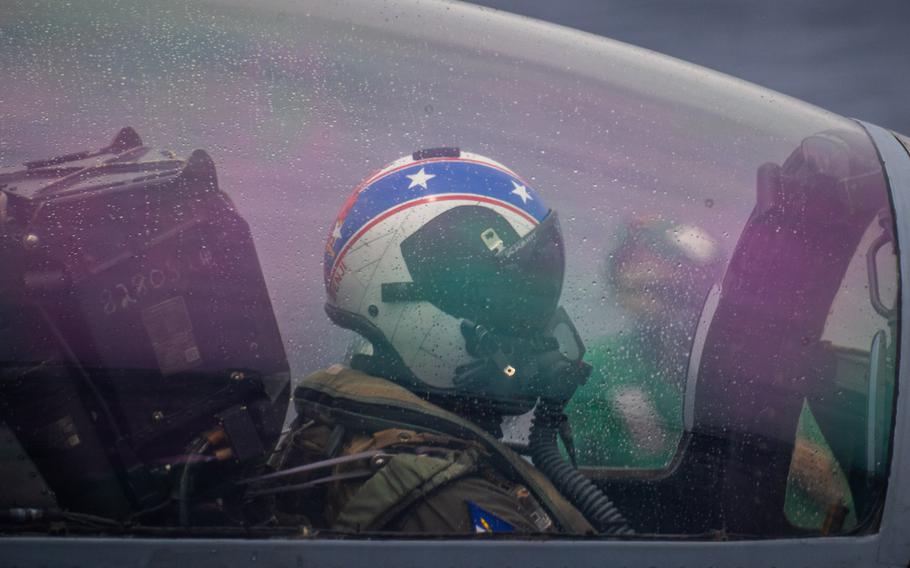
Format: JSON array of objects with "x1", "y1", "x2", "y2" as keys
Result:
[{"x1": 255, "y1": 149, "x2": 631, "y2": 535}]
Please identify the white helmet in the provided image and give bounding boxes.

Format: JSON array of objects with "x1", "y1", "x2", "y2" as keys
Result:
[{"x1": 323, "y1": 148, "x2": 586, "y2": 414}]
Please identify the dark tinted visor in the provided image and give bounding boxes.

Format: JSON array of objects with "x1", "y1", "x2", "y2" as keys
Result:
[{"x1": 386, "y1": 206, "x2": 565, "y2": 334}]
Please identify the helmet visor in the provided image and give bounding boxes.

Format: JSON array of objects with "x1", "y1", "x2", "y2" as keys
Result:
[{"x1": 389, "y1": 206, "x2": 565, "y2": 334}]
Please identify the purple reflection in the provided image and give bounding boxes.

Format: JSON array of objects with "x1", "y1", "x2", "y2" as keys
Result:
[{"x1": 692, "y1": 128, "x2": 891, "y2": 533}]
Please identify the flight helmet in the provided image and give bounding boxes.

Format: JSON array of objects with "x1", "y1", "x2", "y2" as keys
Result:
[{"x1": 324, "y1": 148, "x2": 588, "y2": 414}]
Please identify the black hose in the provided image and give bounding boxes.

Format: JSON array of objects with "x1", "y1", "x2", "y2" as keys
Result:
[{"x1": 529, "y1": 404, "x2": 633, "y2": 535}]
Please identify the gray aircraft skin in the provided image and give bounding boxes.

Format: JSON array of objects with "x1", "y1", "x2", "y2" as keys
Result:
[{"x1": 1, "y1": 1, "x2": 909, "y2": 567}]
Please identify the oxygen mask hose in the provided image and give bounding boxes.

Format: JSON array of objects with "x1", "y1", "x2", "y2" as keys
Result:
[
  {"x1": 529, "y1": 404, "x2": 633, "y2": 535},
  {"x1": 459, "y1": 318, "x2": 633, "y2": 533}
]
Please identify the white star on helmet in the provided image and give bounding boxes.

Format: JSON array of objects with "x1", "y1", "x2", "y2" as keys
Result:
[
  {"x1": 510, "y1": 180, "x2": 532, "y2": 204},
  {"x1": 406, "y1": 167, "x2": 435, "y2": 189}
]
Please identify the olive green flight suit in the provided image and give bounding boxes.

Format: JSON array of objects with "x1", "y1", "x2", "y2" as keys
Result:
[{"x1": 269, "y1": 365, "x2": 593, "y2": 535}]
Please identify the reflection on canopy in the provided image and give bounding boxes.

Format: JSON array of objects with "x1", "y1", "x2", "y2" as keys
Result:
[{"x1": 0, "y1": 0, "x2": 900, "y2": 540}]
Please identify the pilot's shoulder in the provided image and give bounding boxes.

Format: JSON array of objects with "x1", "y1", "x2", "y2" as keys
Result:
[{"x1": 297, "y1": 364, "x2": 429, "y2": 407}]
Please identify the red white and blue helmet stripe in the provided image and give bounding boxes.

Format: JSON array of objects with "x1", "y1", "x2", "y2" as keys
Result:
[{"x1": 324, "y1": 150, "x2": 550, "y2": 291}]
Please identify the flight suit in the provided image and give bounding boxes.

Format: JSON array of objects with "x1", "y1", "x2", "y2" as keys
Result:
[{"x1": 267, "y1": 365, "x2": 593, "y2": 535}]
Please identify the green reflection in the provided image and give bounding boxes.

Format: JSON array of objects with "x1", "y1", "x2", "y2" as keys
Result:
[
  {"x1": 566, "y1": 333, "x2": 683, "y2": 469},
  {"x1": 784, "y1": 401, "x2": 857, "y2": 531}
]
